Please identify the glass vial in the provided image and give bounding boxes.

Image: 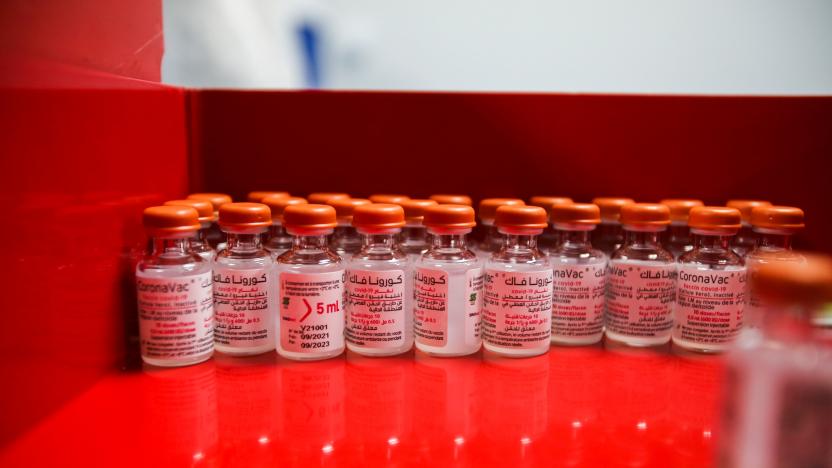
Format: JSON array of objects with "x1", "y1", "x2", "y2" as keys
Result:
[
  {"x1": 660, "y1": 198, "x2": 704, "y2": 259},
  {"x1": 414, "y1": 204, "x2": 483, "y2": 357},
  {"x1": 346, "y1": 203, "x2": 413, "y2": 356},
  {"x1": 528, "y1": 196, "x2": 573, "y2": 254},
  {"x1": 164, "y1": 199, "x2": 216, "y2": 262},
  {"x1": 673, "y1": 207, "x2": 746, "y2": 352},
  {"x1": 187, "y1": 192, "x2": 232, "y2": 249},
  {"x1": 549, "y1": 203, "x2": 606, "y2": 345},
  {"x1": 398, "y1": 199, "x2": 438, "y2": 260},
  {"x1": 745, "y1": 206, "x2": 805, "y2": 328},
  {"x1": 591, "y1": 197, "x2": 635, "y2": 256},
  {"x1": 328, "y1": 197, "x2": 371, "y2": 259},
  {"x1": 482, "y1": 205, "x2": 553, "y2": 357},
  {"x1": 276, "y1": 204, "x2": 345, "y2": 360},
  {"x1": 262, "y1": 195, "x2": 308, "y2": 258},
  {"x1": 726, "y1": 199, "x2": 772, "y2": 257},
  {"x1": 476, "y1": 198, "x2": 525, "y2": 260},
  {"x1": 605, "y1": 203, "x2": 675, "y2": 346},
  {"x1": 213, "y1": 202, "x2": 275, "y2": 356},
  {"x1": 135, "y1": 206, "x2": 214, "y2": 367}
]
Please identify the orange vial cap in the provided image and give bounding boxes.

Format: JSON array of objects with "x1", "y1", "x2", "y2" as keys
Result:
[
  {"x1": 688, "y1": 206, "x2": 742, "y2": 232},
  {"x1": 328, "y1": 197, "x2": 372, "y2": 223},
  {"x1": 283, "y1": 204, "x2": 338, "y2": 235},
  {"x1": 424, "y1": 204, "x2": 477, "y2": 232},
  {"x1": 164, "y1": 199, "x2": 214, "y2": 223},
  {"x1": 660, "y1": 199, "x2": 704, "y2": 222},
  {"x1": 550, "y1": 203, "x2": 601, "y2": 227},
  {"x1": 187, "y1": 193, "x2": 232, "y2": 212},
  {"x1": 143, "y1": 205, "x2": 201, "y2": 237},
  {"x1": 750, "y1": 205, "x2": 805, "y2": 232},
  {"x1": 307, "y1": 192, "x2": 350, "y2": 204},
  {"x1": 430, "y1": 194, "x2": 473, "y2": 206},
  {"x1": 620, "y1": 203, "x2": 671, "y2": 229},
  {"x1": 592, "y1": 197, "x2": 636, "y2": 222},
  {"x1": 478, "y1": 198, "x2": 525, "y2": 223},
  {"x1": 353, "y1": 203, "x2": 406, "y2": 232},
  {"x1": 495, "y1": 205, "x2": 548, "y2": 234},
  {"x1": 368, "y1": 194, "x2": 411, "y2": 204},
  {"x1": 400, "y1": 199, "x2": 439, "y2": 224},
  {"x1": 262, "y1": 195, "x2": 308, "y2": 222},
  {"x1": 726, "y1": 200, "x2": 772, "y2": 223},
  {"x1": 218, "y1": 202, "x2": 272, "y2": 232},
  {"x1": 247, "y1": 191, "x2": 290, "y2": 202},
  {"x1": 753, "y1": 254, "x2": 832, "y2": 305},
  {"x1": 529, "y1": 196, "x2": 574, "y2": 215}
]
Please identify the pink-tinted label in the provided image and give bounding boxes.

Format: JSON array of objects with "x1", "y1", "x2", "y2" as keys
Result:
[
  {"x1": 213, "y1": 267, "x2": 273, "y2": 349},
  {"x1": 136, "y1": 271, "x2": 214, "y2": 360},
  {"x1": 345, "y1": 269, "x2": 406, "y2": 348},
  {"x1": 482, "y1": 269, "x2": 553, "y2": 348},
  {"x1": 414, "y1": 268, "x2": 449, "y2": 346},
  {"x1": 466, "y1": 268, "x2": 483, "y2": 345},
  {"x1": 605, "y1": 262, "x2": 676, "y2": 337},
  {"x1": 551, "y1": 262, "x2": 606, "y2": 338},
  {"x1": 674, "y1": 266, "x2": 746, "y2": 345},
  {"x1": 280, "y1": 270, "x2": 345, "y2": 353}
]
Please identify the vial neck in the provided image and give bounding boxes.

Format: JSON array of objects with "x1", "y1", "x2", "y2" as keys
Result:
[
  {"x1": 693, "y1": 233, "x2": 733, "y2": 252},
  {"x1": 430, "y1": 233, "x2": 468, "y2": 251},
  {"x1": 226, "y1": 232, "x2": 262, "y2": 253},
  {"x1": 399, "y1": 226, "x2": 427, "y2": 242},
  {"x1": 152, "y1": 237, "x2": 192, "y2": 256},
  {"x1": 361, "y1": 233, "x2": 397, "y2": 251},
  {"x1": 502, "y1": 234, "x2": 538, "y2": 253},
  {"x1": 195, "y1": 227, "x2": 212, "y2": 249},
  {"x1": 624, "y1": 230, "x2": 661, "y2": 248},
  {"x1": 293, "y1": 234, "x2": 329, "y2": 251},
  {"x1": 757, "y1": 232, "x2": 792, "y2": 250},
  {"x1": 268, "y1": 224, "x2": 288, "y2": 238},
  {"x1": 558, "y1": 230, "x2": 591, "y2": 249},
  {"x1": 667, "y1": 223, "x2": 691, "y2": 241}
]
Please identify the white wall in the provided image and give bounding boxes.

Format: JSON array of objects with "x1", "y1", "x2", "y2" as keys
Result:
[{"x1": 163, "y1": 0, "x2": 832, "y2": 94}]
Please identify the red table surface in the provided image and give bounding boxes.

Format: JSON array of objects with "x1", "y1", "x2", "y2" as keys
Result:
[{"x1": 0, "y1": 343, "x2": 722, "y2": 468}]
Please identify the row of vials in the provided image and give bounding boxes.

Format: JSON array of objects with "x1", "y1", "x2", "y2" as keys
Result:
[{"x1": 134, "y1": 192, "x2": 805, "y2": 367}]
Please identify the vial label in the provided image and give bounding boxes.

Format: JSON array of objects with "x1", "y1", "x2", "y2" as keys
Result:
[
  {"x1": 136, "y1": 272, "x2": 214, "y2": 360},
  {"x1": 605, "y1": 262, "x2": 676, "y2": 337},
  {"x1": 674, "y1": 266, "x2": 746, "y2": 345},
  {"x1": 280, "y1": 270, "x2": 345, "y2": 353},
  {"x1": 466, "y1": 268, "x2": 484, "y2": 345},
  {"x1": 482, "y1": 269, "x2": 553, "y2": 348},
  {"x1": 551, "y1": 262, "x2": 606, "y2": 338},
  {"x1": 413, "y1": 268, "x2": 449, "y2": 346},
  {"x1": 213, "y1": 268, "x2": 273, "y2": 349},
  {"x1": 345, "y1": 269, "x2": 406, "y2": 348}
]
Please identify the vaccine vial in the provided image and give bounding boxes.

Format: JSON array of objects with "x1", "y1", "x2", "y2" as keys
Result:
[
  {"x1": 429, "y1": 194, "x2": 473, "y2": 206},
  {"x1": 414, "y1": 204, "x2": 482, "y2": 357},
  {"x1": 345, "y1": 203, "x2": 413, "y2": 356},
  {"x1": 745, "y1": 206, "x2": 805, "y2": 328},
  {"x1": 660, "y1": 198, "x2": 704, "y2": 259},
  {"x1": 187, "y1": 192, "x2": 232, "y2": 249},
  {"x1": 276, "y1": 204, "x2": 345, "y2": 360},
  {"x1": 605, "y1": 203, "x2": 675, "y2": 346},
  {"x1": 163, "y1": 199, "x2": 216, "y2": 262},
  {"x1": 247, "y1": 191, "x2": 289, "y2": 202},
  {"x1": 482, "y1": 205, "x2": 553, "y2": 357},
  {"x1": 213, "y1": 202, "x2": 275, "y2": 356},
  {"x1": 136, "y1": 206, "x2": 214, "y2": 367},
  {"x1": 327, "y1": 197, "x2": 372, "y2": 259},
  {"x1": 369, "y1": 194, "x2": 410, "y2": 204},
  {"x1": 726, "y1": 199, "x2": 771, "y2": 257},
  {"x1": 549, "y1": 203, "x2": 606, "y2": 345},
  {"x1": 307, "y1": 192, "x2": 350, "y2": 205},
  {"x1": 476, "y1": 198, "x2": 525, "y2": 259},
  {"x1": 528, "y1": 196, "x2": 574, "y2": 254},
  {"x1": 397, "y1": 199, "x2": 438, "y2": 259},
  {"x1": 673, "y1": 206, "x2": 746, "y2": 352},
  {"x1": 591, "y1": 197, "x2": 634, "y2": 256},
  {"x1": 262, "y1": 195, "x2": 308, "y2": 258}
]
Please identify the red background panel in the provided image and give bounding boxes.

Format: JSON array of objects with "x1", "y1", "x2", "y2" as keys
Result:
[{"x1": 192, "y1": 90, "x2": 832, "y2": 251}]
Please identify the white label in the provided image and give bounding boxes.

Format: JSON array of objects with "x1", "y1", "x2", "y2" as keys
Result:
[
  {"x1": 213, "y1": 267, "x2": 273, "y2": 349},
  {"x1": 605, "y1": 262, "x2": 676, "y2": 338},
  {"x1": 551, "y1": 262, "x2": 606, "y2": 338},
  {"x1": 414, "y1": 268, "x2": 450, "y2": 346},
  {"x1": 674, "y1": 266, "x2": 746, "y2": 345},
  {"x1": 482, "y1": 269, "x2": 553, "y2": 349},
  {"x1": 280, "y1": 270, "x2": 345, "y2": 353},
  {"x1": 136, "y1": 272, "x2": 214, "y2": 361},
  {"x1": 465, "y1": 268, "x2": 484, "y2": 345},
  {"x1": 345, "y1": 269, "x2": 406, "y2": 348}
]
